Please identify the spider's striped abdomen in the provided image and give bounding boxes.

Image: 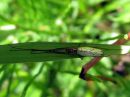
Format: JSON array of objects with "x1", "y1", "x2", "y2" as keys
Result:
[{"x1": 77, "y1": 47, "x2": 103, "y2": 57}]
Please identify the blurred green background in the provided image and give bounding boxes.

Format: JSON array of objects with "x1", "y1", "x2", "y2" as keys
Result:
[{"x1": 0, "y1": 0, "x2": 130, "y2": 97}]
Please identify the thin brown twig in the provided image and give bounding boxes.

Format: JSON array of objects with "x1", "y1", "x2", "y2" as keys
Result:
[{"x1": 79, "y1": 32, "x2": 130, "y2": 81}]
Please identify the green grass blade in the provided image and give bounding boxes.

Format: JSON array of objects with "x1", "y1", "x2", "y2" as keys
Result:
[{"x1": 0, "y1": 42, "x2": 130, "y2": 63}]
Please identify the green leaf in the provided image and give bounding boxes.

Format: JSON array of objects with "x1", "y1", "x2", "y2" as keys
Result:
[{"x1": 0, "y1": 42, "x2": 130, "y2": 63}]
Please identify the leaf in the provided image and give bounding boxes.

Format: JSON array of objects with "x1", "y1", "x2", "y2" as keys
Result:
[{"x1": 0, "y1": 42, "x2": 130, "y2": 63}]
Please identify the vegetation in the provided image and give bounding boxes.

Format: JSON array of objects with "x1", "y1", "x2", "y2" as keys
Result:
[{"x1": 0, "y1": 0, "x2": 130, "y2": 97}]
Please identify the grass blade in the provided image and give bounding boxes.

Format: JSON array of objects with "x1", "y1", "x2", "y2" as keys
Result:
[{"x1": 0, "y1": 42, "x2": 130, "y2": 63}]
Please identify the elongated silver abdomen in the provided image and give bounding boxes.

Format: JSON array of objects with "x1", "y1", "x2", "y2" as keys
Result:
[{"x1": 77, "y1": 47, "x2": 103, "y2": 57}]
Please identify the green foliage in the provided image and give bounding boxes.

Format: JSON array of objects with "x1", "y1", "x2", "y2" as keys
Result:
[
  {"x1": 0, "y1": 42, "x2": 129, "y2": 63},
  {"x1": 0, "y1": 0, "x2": 130, "y2": 97}
]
